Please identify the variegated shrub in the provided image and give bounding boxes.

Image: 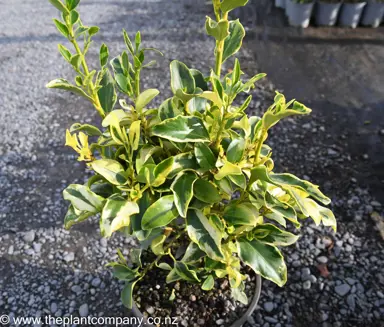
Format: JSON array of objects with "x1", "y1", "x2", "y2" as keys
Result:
[{"x1": 48, "y1": 0, "x2": 336, "y2": 308}]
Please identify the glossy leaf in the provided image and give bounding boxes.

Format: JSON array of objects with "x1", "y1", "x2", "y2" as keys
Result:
[
  {"x1": 186, "y1": 209, "x2": 225, "y2": 261},
  {"x1": 100, "y1": 44, "x2": 109, "y2": 67},
  {"x1": 171, "y1": 172, "x2": 197, "y2": 217},
  {"x1": 97, "y1": 70, "x2": 116, "y2": 113},
  {"x1": 151, "y1": 234, "x2": 167, "y2": 255},
  {"x1": 202, "y1": 275, "x2": 215, "y2": 290},
  {"x1": 253, "y1": 224, "x2": 299, "y2": 246},
  {"x1": 152, "y1": 116, "x2": 210, "y2": 143},
  {"x1": 121, "y1": 281, "x2": 137, "y2": 309},
  {"x1": 46, "y1": 79, "x2": 92, "y2": 101},
  {"x1": 91, "y1": 159, "x2": 128, "y2": 186},
  {"x1": 227, "y1": 138, "x2": 245, "y2": 163},
  {"x1": 193, "y1": 179, "x2": 221, "y2": 204},
  {"x1": 64, "y1": 204, "x2": 93, "y2": 229},
  {"x1": 237, "y1": 237, "x2": 287, "y2": 287},
  {"x1": 190, "y1": 69, "x2": 208, "y2": 91},
  {"x1": 182, "y1": 242, "x2": 206, "y2": 264},
  {"x1": 194, "y1": 143, "x2": 216, "y2": 170},
  {"x1": 100, "y1": 195, "x2": 139, "y2": 237},
  {"x1": 49, "y1": 0, "x2": 69, "y2": 13},
  {"x1": 222, "y1": 20, "x2": 245, "y2": 63},
  {"x1": 159, "y1": 98, "x2": 182, "y2": 120},
  {"x1": 142, "y1": 195, "x2": 179, "y2": 230},
  {"x1": 174, "y1": 262, "x2": 201, "y2": 283},
  {"x1": 70, "y1": 123, "x2": 102, "y2": 136},
  {"x1": 136, "y1": 89, "x2": 159, "y2": 113},
  {"x1": 205, "y1": 17, "x2": 229, "y2": 41},
  {"x1": 170, "y1": 60, "x2": 195, "y2": 95},
  {"x1": 214, "y1": 161, "x2": 242, "y2": 180},
  {"x1": 129, "y1": 121, "x2": 141, "y2": 151},
  {"x1": 63, "y1": 184, "x2": 105, "y2": 213},
  {"x1": 221, "y1": 0, "x2": 249, "y2": 12},
  {"x1": 223, "y1": 203, "x2": 256, "y2": 226}
]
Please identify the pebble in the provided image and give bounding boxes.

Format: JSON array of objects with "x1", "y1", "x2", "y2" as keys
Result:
[
  {"x1": 216, "y1": 319, "x2": 225, "y2": 325},
  {"x1": 317, "y1": 256, "x2": 328, "y2": 264},
  {"x1": 264, "y1": 302, "x2": 274, "y2": 312},
  {"x1": 91, "y1": 278, "x2": 101, "y2": 288},
  {"x1": 335, "y1": 284, "x2": 351, "y2": 297},
  {"x1": 146, "y1": 306, "x2": 155, "y2": 315},
  {"x1": 303, "y1": 281, "x2": 311, "y2": 290},
  {"x1": 23, "y1": 230, "x2": 35, "y2": 243},
  {"x1": 79, "y1": 303, "x2": 89, "y2": 317},
  {"x1": 63, "y1": 252, "x2": 75, "y2": 262}
]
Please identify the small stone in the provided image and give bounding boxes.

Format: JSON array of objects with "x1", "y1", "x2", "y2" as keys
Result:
[
  {"x1": 100, "y1": 238, "x2": 108, "y2": 247},
  {"x1": 50, "y1": 302, "x2": 58, "y2": 314},
  {"x1": 63, "y1": 252, "x2": 75, "y2": 262},
  {"x1": 362, "y1": 154, "x2": 369, "y2": 160},
  {"x1": 303, "y1": 280, "x2": 311, "y2": 290},
  {"x1": 264, "y1": 302, "x2": 274, "y2": 313},
  {"x1": 189, "y1": 295, "x2": 196, "y2": 302},
  {"x1": 197, "y1": 319, "x2": 205, "y2": 325},
  {"x1": 302, "y1": 268, "x2": 311, "y2": 277},
  {"x1": 327, "y1": 149, "x2": 338, "y2": 156},
  {"x1": 8, "y1": 245, "x2": 14, "y2": 255},
  {"x1": 335, "y1": 284, "x2": 351, "y2": 297},
  {"x1": 317, "y1": 256, "x2": 328, "y2": 264},
  {"x1": 79, "y1": 303, "x2": 89, "y2": 317},
  {"x1": 346, "y1": 294, "x2": 355, "y2": 310},
  {"x1": 33, "y1": 243, "x2": 42, "y2": 252},
  {"x1": 23, "y1": 230, "x2": 35, "y2": 243},
  {"x1": 319, "y1": 312, "x2": 329, "y2": 322},
  {"x1": 146, "y1": 306, "x2": 155, "y2": 315},
  {"x1": 91, "y1": 278, "x2": 101, "y2": 288},
  {"x1": 371, "y1": 201, "x2": 381, "y2": 207},
  {"x1": 216, "y1": 319, "x2": 225, "y2": 325}
]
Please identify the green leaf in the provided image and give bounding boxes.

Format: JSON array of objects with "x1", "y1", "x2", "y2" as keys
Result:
[
  {"x1": 228, "y1": 173, "x2": 246, "y2": 189},
  {"x1": 186, "y1": 209, "x2": 225, "y2": 261},
  {"x1": 70, "y1": 54, "x2": 81, "y2": 69},
  {"x1": 159, "y1": 98, "x2": 182, "y2": 120},
  {"x1": 223, "y1": 203, "x2": 256, "y2": 226},
  {"x1": 121, "y1": 281, "x2": 137, "y2": 309},
  {"x1": 202, "y1": 275, "x2": 215, "y2": 291},
  {"x1": 190, "y1": 69, "x2": 208, "y2": 91},
  {"x1": 151, "y1": 234, "x2": 167, "y2": 255},
  {"x1": 171, "y1": 172, "x2": 197, "y2": 217},
  {"x1": 64, "y1": 204, "x2": 93, "y2": 229},
  {"x1": 131, "y1": 191, "x2": 153, "y2": 240},
  {"x1": 168, "y1": 152, "x2": 199, "y2": 179},
  {"x1": 237, "y1": 237, "x2": 287, "y2": 287},
  {"x1": 53, "y1": 19, "x2": 69, "y2": 38},
  {"x1": 194, "y1": 143, "x2": 216, "y2": 170},
  {"x1": 63, "y1": 184, "x2": 105, "y2": 213},
  {"x1": 186, "y1": 97, "x2": 207, "y2": 114},
  {"x1": 46, "y1": 78, "x2": 92, "y2": 101},
  {"x1": 66, "y1": 0, "x2": 80, "y2": 10},
  {"x1": 152, "y1": 115, "x2": 210, "y2": 143},
  {"x1": 174, "y1": 262, "x2": 201, "y2": 283},
  {"x1": 166, "y1": 269, "x2": 181, "y2": 283},
  {"x1": 182, "y1": 242, "x2": 206, "y2": 264},
  {"x1": 222, "y1": 20, "x2": 245, "y2": 63},
  {"x1": 153, "y1": 157, "x2": 174, "y2": 187},
  {"x1": 88, "y1": 26, "x2": 99, "y2": 36},
  {"x1": 142, "y1": 195, "x2": 179, "y2": 230},
  {"x1": 58, "y1": 44, "x2": 71, "y2": 62},
  {"x1": 136, "y1": 89, "x2": 159, "y2": 113},
  {"x1": 69, "y1": 10, "x2": 79, "y2": 25},
  {"x1": 158, "y1": 262, "x2": 172, "y2": 271},
  {"x1": 253, "y1": 224, "x2": 299, "y2": 246},
  {"x1": 91, "y1": 159, "x2": 128, "y2": 186},
  {"x1": 97, "y1": 70, "x2": 116, "y2": 113},
  {"x1": 227, "y1": 138, "x2": 245, "y2": 163},
  {"x1": 221, "y1": 0, "x2": 249, "y2": 12},
  {"x1": 231, "y1": 286, "x2": 248, "y2": 305},
  {"x1": 100, "y1": 195, "x2": 140, "y2": 237},
  {"x1": 69, "y1": 123, "x2": 102, "y2": 136},
  {"x1": 193, "y1": 179, "x2": 221, "y2": 204},
  {"x1": 301, "y1": 198, "x2": 337, "y2": 232},
  {"x1": 214, "y1": 161, "x2": 242, "y2": 180},
  {"x1": 205, "y1": 17, "x2": 229, "y2": 41},
  {"x1": 129, "y1": 120, "x2": 141, "y2": 151},
  {"x1": 49, "y1": 0, "x2": 69, "y2": 13},
  {"x1": 112, "y1": 264, "x2": 138, "y2": 281},
  {"x1": 100, "y1": 43, "x2": 109, "y2": 67},
  {"x1": 130, "y1": 248, "x2": 142, "y2": 267},
  {"x1": 135, "y1": 145, "x2": 161, "y2": 173},
  {"x1": 170, "y1": 60, "x2": 195, "y2": 95}
]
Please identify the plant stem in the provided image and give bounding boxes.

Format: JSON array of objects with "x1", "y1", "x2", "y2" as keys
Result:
[
  {"x1": 135, "y1": 69, "x2": 141, "y2": 99},
  {"x1": 214, "y1": 111, "x2": 226, "y2": 148},
  {"x1": 253, "y1": 129, "x2": 267, "y2": 165},
  {"x1": 214, "y1": 12, "x2": 228, "y2": 77}
]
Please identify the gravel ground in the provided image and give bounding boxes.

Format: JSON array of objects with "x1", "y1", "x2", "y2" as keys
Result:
[{"x1": 0, "y1": 1, "x2": 383, "y2": 327}]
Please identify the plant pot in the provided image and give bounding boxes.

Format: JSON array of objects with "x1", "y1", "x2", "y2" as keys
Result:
[
  {"x1": 275, "y1": 0, "x2": 286, "y2": 9},
  {"x1": 288, "y1": 1, "x2": 315, "y2": 28},
  {"x1": 339, "y1": 2, "x2": 367, "y2": 28},
  {"x1": 361, "y1": 1, "x2": 384, "y2": 27},
  {"x1": 315, "y1": 1, "x2": 342, "y2": 26},
  {"x1": 130, "y1": 274, "x2": 262, "y2": 327}
]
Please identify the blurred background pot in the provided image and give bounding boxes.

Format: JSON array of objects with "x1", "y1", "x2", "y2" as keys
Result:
[
  {"x1": 315, "y1": 1, "x2": 342, "y2": 26},
  {"x1": 275, "y1": 0, "x2": 286, "y2": 9},
  {"x1": 288, "y1": 0, "x2": 315, "y2": 27},
  {"x1": 361, "y1": 0, "x2": 384, "y2": 27},
  {"x1": 339, "y1": 1, "x2": 367, "y2": 28}
]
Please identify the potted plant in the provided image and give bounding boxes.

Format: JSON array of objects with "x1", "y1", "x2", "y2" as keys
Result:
[
  {"x1": 361, "y1": 0, "x2": 384, "y2": 27},
  {"x1": 315, "y1": 0, "x2": 342, "y2": 26},
  {"x1": 287, "y1": 0, "x2": 315, "y2": 27},
  {"x1": 275, "y1": 0, "x2": 286, "y2": 9},
  {"x1": 47, "y1": 0, "x2": 336, "y2": 325},
  {"x1": 339, "y1": 0, "x2": 367, "y2": 28}
]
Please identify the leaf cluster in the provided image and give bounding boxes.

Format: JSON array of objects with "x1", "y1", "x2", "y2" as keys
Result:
[{"x1": 47, "y1": 0, "x2": 336, "y2": 308}]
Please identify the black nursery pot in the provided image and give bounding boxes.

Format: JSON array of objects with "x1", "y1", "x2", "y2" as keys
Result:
[{"x1": 129, "y1": 274, "x2": 262, "y2": 327}]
